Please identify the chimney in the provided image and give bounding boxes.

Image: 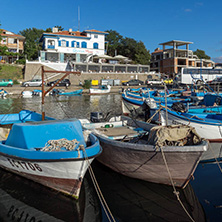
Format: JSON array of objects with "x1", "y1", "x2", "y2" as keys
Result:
[
  {"x1": 69, "y1": 28, "x2": 72, "y2": 33},
  {"x1": 52, "y1": 27, "x2": 59, "y2": 33}
]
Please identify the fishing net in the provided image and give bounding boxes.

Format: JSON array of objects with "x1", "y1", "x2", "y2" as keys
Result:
[{"x1": 147, "y1": 125, "x2": 202, "y2": 147}]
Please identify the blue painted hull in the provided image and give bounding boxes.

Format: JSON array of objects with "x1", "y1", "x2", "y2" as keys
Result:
[{"x1": 59, "y1": 89, "x2": 83, "y2": 96}]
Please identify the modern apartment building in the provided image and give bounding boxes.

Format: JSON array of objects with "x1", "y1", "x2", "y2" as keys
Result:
[
  {"x1": 39, "y1": 27, "x2": 108, "y2": 63},
  {"x1": 150, "y1": 40, "x2": 214, "y2": 77}
]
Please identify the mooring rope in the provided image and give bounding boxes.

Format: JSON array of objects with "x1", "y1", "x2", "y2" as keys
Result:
[
  {"x1": 81, "y1": 146, "x2": 116, "y2": 222},
  {"x1": 207, "y1": 141, "x2": 222, "y2": 173},
  {"x1": 159, "y1": 146, "x2": 196, "y2": 222}
]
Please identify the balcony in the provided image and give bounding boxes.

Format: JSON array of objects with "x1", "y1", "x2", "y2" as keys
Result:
[{"x1": 47, "y1": 45, "x2": 55, "y2": 49}]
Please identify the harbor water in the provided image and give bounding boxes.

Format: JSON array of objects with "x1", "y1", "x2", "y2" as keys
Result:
[{"x1": 0, "y1": 94, "x2": 221, "y2": 221}]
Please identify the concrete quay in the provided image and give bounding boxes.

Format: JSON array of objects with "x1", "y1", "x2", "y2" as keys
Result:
[{"x1": 3, "y1": 85, "x2": 141, "y2": 95}]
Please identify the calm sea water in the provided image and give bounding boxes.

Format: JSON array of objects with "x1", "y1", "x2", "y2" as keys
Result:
[{"x1": 0, "y1": 94, "x2": 221, "y2": 222}]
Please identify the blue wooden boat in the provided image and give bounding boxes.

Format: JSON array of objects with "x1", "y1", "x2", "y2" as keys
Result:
[
  {"x1": 0, "y1": 118, "x2": 101, "y2": 199},
  {"x1": 0, "y1": 110, "x2": 55, "y2": 140},
  {"x1": 0, "y1": 89, "x2": 8, "y2": 97},
  {"x1": 58, "y1": 89, "x2": 83, "y2": 96},
  {"x1": 0, "y1": 110, "x2": 54, "y2": 125},
  {"x1": 159, "y1": 108, "x2": 222, "y2": 162},
  {"x1": 32, "y1": 89, "x2": 42, "y2": 96}
]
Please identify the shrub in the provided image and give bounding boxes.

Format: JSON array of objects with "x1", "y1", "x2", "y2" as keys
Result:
[{"x1": 15, "y1": 59, "x2": 26, "y2": 65}]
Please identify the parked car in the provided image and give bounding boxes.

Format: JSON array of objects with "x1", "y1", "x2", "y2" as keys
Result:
[
  {"x1": 47, "y1": 79, "x2": 71, "y2": 87},
  {"x1": 0, "y1": 79, "x2": 13, "y2": 87},
  {"x1": 22, "y1": 79, "x2": 44, "y2": 87},
  {"x1": 145, "y1": 79, "x2": 162, "y2": 85},
  {"x1": 122, "y1": 79, "x2": 144, "y2": 86}
]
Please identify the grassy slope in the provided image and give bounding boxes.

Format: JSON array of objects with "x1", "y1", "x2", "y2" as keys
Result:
[{"x1": 0, "y1": 64, "x2": 23, "y2": 81}]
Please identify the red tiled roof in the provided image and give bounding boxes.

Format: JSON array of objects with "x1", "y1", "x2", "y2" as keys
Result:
[
  {"x1": 47, "y1": 30, "x2": 87, "y2": 37},
  {"x1": 0, "y1": 29, "x2": 25, "y2": 39}
]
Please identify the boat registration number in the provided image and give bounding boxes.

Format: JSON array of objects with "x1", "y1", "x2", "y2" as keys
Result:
[{"x1": 7, "y1": 158, "x2": 42, "y2": 172}]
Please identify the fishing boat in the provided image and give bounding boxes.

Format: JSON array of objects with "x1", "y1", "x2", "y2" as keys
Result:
[
  {"x1": 59, "y1": 89, "x2": 83, "y2": 96},
  {"x1": 0, "y1": 109, "x2": 54, "y2": 140},
  {"x1": 80, "y1": 116, "x2": 208, "y2": 188},
  {"x1": 159, "y1": 108, "x2": 222, "y2": 161},
  {"x1": 0, "y1": 89, "x2": 8, "y2": 97},
  {"x1": 89, "y1": 85, "x2": 111, "y2": 95},
  {"x1": 22, "y1": 91, "x2": 33, "y2": 98},
  {"x1": 0, "y1": 118, "x2": 101, "y2": 199}
]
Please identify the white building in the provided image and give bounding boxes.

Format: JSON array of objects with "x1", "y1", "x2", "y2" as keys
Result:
[{"x1": 39, "y1": 27, "x2": 108, "y2": 63}]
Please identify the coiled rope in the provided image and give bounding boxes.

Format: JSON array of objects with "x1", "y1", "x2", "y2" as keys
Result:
[{"x1": 41, "y1": 138, "x2": 79, "y2": 152}]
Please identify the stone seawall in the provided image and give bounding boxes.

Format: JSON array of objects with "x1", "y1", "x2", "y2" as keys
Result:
[{"x1": 24, "y1": 63, "x2": 149, "y2": 85}]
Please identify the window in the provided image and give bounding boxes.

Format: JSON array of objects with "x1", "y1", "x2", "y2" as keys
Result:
[
  {"x1": 81, "y1": 42, "x2": 87, "y2": 48},
  {"x1": 76, "y1": 42, "x2": 80, "y2": 48},
  {"x1": 94, "y1": 35, "x2": 98, "y2": 38},
  {"x1": 61, "y1": 40, "x2": 66, "y2": 47},
  {"x1": 71, "y1": 41, "x2": 76, "y2": 47},
  {"x1": 8, "y1": 38, "x2": 17, "y2": 44},
  {"x1": 93, "y1": 43, "x2": 98, "y2": 49}
]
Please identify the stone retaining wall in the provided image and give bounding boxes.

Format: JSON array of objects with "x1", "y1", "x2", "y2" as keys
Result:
[{"x1": 25, "y1": 62, "x2": 149, "y2": 85}]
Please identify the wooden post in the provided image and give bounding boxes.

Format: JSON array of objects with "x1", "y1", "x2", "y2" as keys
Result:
[
  {"x1": 164, "y1": 84, "x2": 168, "y2": 126},
  {"x1": 41, "y1": 66, "x2": 45, "y2": 120},
  {"x1": 40, "y1": 66, "x2": 81, "y2": 121}
]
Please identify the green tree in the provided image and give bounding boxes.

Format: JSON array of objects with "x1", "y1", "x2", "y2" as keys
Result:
[
  {"x1": 105, "y1": 30, "x2": 123, "y2": 56},
  {"x1": 54, "y1": 26, "x2": 64, "y2": 31},
  {"x1": 105, "y1": 30, "x2": 150, "y2": 65},
  {"x1": 19, "y1": 26, "x2": 64, "y2": 60},
  {"x1": 0, "y1": 23, "x2": 9, "y2": 55},
  {"x1": 19, "y1": 28, "x2": 45, "y2": 60},
  {"x1": 193, "y1": 49, "x2": 211, "y2": 60},
  {"x1": 134, "y1": 41, "x2": 150, "y2": 65}
]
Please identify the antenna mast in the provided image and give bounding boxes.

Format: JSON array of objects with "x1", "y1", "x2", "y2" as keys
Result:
[{"x1": 78, "y1": 6, "x2": 80, "y2": 31}]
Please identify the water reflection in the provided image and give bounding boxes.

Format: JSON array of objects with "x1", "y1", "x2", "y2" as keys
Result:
[
  {"x1": 191, "y1": 162, "x2": 222, "y2": 221},
  {"x1": 91, "y1": 161, "x2": 205, "y2": 222},
  {"x1": 0, "y1": 168, "x2": 101, "y2": 222},
  {"x1": 1, "y1": 94, "x2": 122, "y2": 120},
  {"x1": 0, "y1": 94, "x2": 221, "y2": 221}
]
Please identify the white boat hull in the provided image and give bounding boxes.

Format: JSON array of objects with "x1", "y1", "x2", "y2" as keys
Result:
[
  {"x1": 160, "y1": 110, "x2": 222, "y2": 140},
  {"x1": 89, "y1": 85, "x2": 111, "y2": 95},
  {"x1": 0, "y1": 154, "x2": 93, "y2": 198}
]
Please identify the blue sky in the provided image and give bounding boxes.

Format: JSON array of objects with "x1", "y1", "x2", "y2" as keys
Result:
[{"x1": 1, "y1": 0, "x2": 222, "y2": 62}]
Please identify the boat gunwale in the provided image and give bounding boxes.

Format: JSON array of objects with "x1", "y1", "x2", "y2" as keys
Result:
[{"x1": 94, "y1": 132, "x2": 208, "y2": 152}]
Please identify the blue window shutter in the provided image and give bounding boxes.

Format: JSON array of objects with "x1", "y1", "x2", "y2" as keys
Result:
[
  {"x1": 66, "y1": 41, "x2": 69, "y2": 47},
  {"x1": 58, "y1": 41, "x2": 61, "y2": 46},
  {"x1": 93, "y1": 43, "x2": 98, "y2": 49},
  {"x1": 76, "y1": 42, "x2": 79, "y2": 48},
  {"x1": 82, "y1": 42, "x2": 87, "y2": 48},
  {"x1": 72, "y1": 41, "x2": 75, "y2": 47}
]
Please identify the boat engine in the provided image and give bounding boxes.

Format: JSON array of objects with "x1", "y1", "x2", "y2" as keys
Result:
[
  {"x1": 171, "y1": 102, "x2": 187, "y2": 112},
  {"x1": 90, "y1": 112, "x2": 104, "y2": 122}
]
